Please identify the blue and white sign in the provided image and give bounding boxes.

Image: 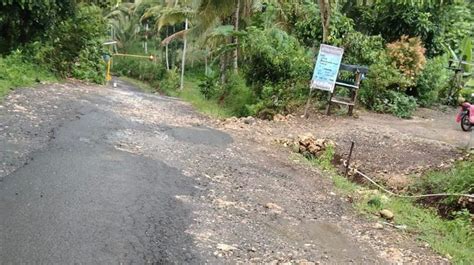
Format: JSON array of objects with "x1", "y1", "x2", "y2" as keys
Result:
[{"x1": 311, "y1": 44, "x2": 344, "y2": 93}]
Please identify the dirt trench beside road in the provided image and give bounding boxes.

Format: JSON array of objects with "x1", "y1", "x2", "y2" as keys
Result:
[{"x1": 0, "y1": 79, "x2": 446, "y2": 263}]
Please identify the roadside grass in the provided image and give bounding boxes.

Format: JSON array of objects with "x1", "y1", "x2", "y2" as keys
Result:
[
  {"x1": 356, "y1": 195, "x2": 473, "y2": 264},
  {"x1": 172, "y1": 78, "x2": 232, "y2": 119},
  {"x1": 289, "y1": 149, "x2": 474, "y2": 264},
  {"x1": 0, "y1": 52, "x2": 56, "y2": 99},
  {"x1": 411, "y1": 159, "x2": 473, "y2": 208}
]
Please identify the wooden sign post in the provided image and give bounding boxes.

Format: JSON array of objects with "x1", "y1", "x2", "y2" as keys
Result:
[{"x1": 304, "y1": 44, "x2": 344, "y2": 118}]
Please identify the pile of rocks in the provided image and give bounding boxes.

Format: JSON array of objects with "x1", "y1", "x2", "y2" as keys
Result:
[
  {"x1": 295, "y1": 133, "x2": 336, "y2": 158},
  {"x1": 275, "y1": 133, "x2": 336, "y2": 158}
]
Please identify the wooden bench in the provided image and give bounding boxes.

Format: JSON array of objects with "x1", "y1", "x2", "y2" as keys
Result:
[{"x1": 326, "y1": 64, "x2": 369, "y2": 116}]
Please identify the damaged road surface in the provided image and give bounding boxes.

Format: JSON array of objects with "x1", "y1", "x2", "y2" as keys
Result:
[{"x1": 0, "y1": 80, "x2": 443, "y2": 263}]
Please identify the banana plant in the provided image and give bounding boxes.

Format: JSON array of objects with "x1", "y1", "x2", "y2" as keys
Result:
[{"x1": 442, "y1": 36, "x2": 473, "y2": 103}]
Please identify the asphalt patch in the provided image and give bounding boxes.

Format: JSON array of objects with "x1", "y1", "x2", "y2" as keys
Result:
[{"x1": 165, "y1": 126, "x2": 233, "y2": 147}]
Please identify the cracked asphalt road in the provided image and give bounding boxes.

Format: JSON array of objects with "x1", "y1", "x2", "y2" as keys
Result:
[{"x1": 0, "y1": 79, "x2": 444, "y2": 263}]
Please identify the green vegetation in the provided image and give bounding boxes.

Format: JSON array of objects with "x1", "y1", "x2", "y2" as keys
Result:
[
  {"x1": 411, "y1": 159, "x2": 474, "y2": 210},
  {"x1": 358, "y1": 195, "x2": 473, "y2": 264},
  {"x1": 0, "y1": 51, "x2": 56, "y2": 98},
  {"x1": 0, "y1": 2, "x2": 107, "y2": 95},
  {"x1": 105, "y1": 0, "x2": 473, "y2": 119},
  {"x1": 0, "y1": 1, "x2": 473, "y2": 114},
  {"x1": 290, "y1": 150, "x2": 473, "y2": 264},
  {"x1": 169, "y1": 78, "x2": 233, "y2": 119}
]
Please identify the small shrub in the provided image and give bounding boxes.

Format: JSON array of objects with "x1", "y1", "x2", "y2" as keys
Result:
[
  {"x1": 387, "y1": 35, "x2": 427, "y2": 82},
  {"x1": 220, "y1": 72, "x2": 255, "y2": 117},
  {"x1": 71, "y1": 41, "x2": 105, "y2": 84},
  {"x1": 0, "y1": 51, "x2": 56, "y2": 97},
  {"x1": 359, "y1": 54, "x2": 411, "y2": 108},
  {"x1": 415, "y1": 56, "x2": 452, "y2": 107},
  {"x1": 460, "y1": 87, "x2": 474, "y2": 102},
  {"x1": 369, "y1": 91, "x2": 417, "y2": 118},
  {"x1": 385, "y1": 91, "x2": 418, "y2": 118},
  {"x1": 198, "y1": 71, "x2": 219, "y2": 100},
  {"x1": 112, "y1": 57, "x2": 165, "y2": 85},
  {"x1": 159, "y1": 68, "x2": 180, "y2": 92},
  {"x1": 341, "y1": 31, "x2": 385, "y2": 66},
  {"x1": 316, "y1": 144, "x2": 335, "y2": 171}
]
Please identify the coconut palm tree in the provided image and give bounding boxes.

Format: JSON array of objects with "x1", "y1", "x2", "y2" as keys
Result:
[
  {"x1": 105, "y1": 2, "x2": 140, "y2": 48},
  {"x1": 156, "y1": 2, "x2": 195, "y2": 90}
]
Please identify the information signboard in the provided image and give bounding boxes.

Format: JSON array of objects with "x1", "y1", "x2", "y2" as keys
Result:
[{"x1": 310, "y1": 44, "x2": 344, "y2": 93}]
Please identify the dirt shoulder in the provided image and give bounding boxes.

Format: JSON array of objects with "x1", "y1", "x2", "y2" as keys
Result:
[{"x1": 217, "y1": 107, "x2": 469, "y2": 189}]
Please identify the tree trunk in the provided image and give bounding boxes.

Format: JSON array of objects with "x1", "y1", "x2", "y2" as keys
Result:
[
  {"x1": 220, "y1": 54, "x2": 227, "y2": 84},
  {"x1": 165, "y1": 44, "x2": 170, "y2": 70},
  {"x1": 205, "y1": 52, "x2": 208, "y2": 75},
  {"x1": 318, "y1": 0, "x2": 331, "y2": 43},
  {"x1": 180, "y1": 18, "x2": 188, "y2": 90},
  {"x1": 144, "y1": 24, "x2": 148, "y2": 54},
  {"x1": 165, "y1": 27, "x2": 170, "y2": 70},
  {"x1": 233, "y1": 0, "x2": 240, "y2": 73}
]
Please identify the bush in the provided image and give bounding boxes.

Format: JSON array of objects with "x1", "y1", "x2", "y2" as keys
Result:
[
  {"x1": 341, "y1": 31, "x2": 385, "y2": 66},
  {"x1": 0, "y1": 1, "x2": 75, "y2": 54},
  {"x1": 220, "y1": 72, "x2": 255, "y2": 117},
  {"x1": 113, "y1": 57, "x2": 165, "y2": 85},
  {"x1": 27, "y1": 5, "x2": 106, "y2": 83},
  {"x1": 385, "y1": 91, "x2": 418, "y2": 118},
  {"x1": 242, "y1": 27, "x2": 312, "y2": 88},
  {"x1": 198, "y1": 71, "x2": 219, "y2": 100},
  {"x1": 387, "y1": 35, "x2": 427, "y2": 82},
  {"x1": 345, "y1": 1, "x2": 473, "y2": 57},
  {"x1": 359, "y1": 54, "x2": 411, "y2": 107},
  {"x1": 359, "y1": 52, "x2": 418, "y2": 118},
  {"x1": 241, "y1": 27, "x2": 312, "y2": 115},
  {"x1": 0, "y1": 50, "x2": 56, "y2": 97},
  {"x1": 415, "y1": 56, "x2": 452, "y2": 107},
  {"x1": 460, "y1": 87, "x2": 474, "y2": 102},
  {"x1": 159, "y1": 68, "x2": 180, "y2": 92}
]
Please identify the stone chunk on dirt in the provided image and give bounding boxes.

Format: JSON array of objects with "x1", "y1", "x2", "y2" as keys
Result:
[
  {"x1": 265, "y1": 202, "x2": 284, "y2": 214},
  {"x1": 295, "y1": 133, "x2": 336, "y2": 158},
  {"x1": 380, "y1": 209, "x2": 394, "y2": 220},
  {"x1": 273, "y1": 114, "x2": 286, "y2": 122},
  {"x1": 216, "y1": 243, "x2": 237, "y2": 252},
  {"x1": 373, "y1": 223, "x2": 384, "y2": 229},
  {"x1": 242, "y1": 116, "x2": 256, "y2": 125},
  {"x1": 214, "y1": 198, "x2": 237, "y2": 208}
]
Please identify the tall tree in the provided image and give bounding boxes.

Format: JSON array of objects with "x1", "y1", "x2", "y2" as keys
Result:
[
  {"x1": 233, "y1": 0, "x2": 241, "y2": 72},
  {"x1": 158, "y1": 0, "x2": 193, "y2": 90},
  {"x1": 318, "y1": 0, "x2": 331, "y2": 43}
]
